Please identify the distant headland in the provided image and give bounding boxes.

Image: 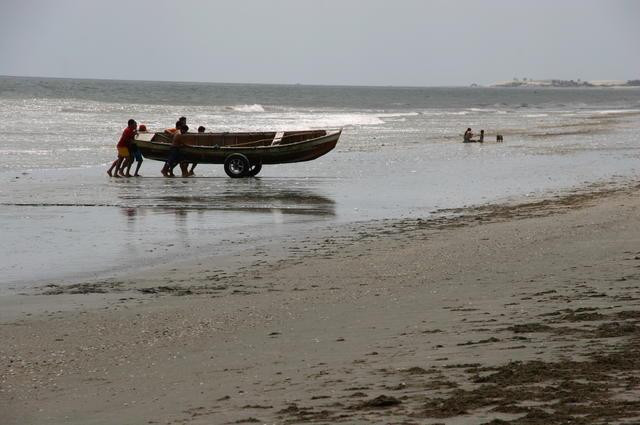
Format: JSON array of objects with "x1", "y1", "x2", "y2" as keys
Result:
[{"x1": 488, "y1": 78, "x2": 640, "y2": 88}]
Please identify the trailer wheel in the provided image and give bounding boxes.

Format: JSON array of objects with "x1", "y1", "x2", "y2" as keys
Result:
[
  {"x1": 248, "y1": 162, "x2": 262, "y2": 177},
  {"x1": 224, "y1": 154, "x2": 250, "y2": 178}
]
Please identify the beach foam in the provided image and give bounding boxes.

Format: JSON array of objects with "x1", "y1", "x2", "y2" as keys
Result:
[
  {"x1": 595, "y1": 109, "x2": 640, "y2": 115},
  {"x1": 228, "y1": 104, "x2": 266, "y2": 113}
]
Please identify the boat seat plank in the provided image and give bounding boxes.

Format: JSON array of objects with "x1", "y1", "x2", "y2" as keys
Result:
[{"x1": 271, "y1": 132, "x2": 285, "y2": 146}]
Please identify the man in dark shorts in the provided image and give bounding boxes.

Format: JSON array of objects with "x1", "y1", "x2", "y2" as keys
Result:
[{"x1": 161, "y1": 123, "x2": 188, "y2": 177}]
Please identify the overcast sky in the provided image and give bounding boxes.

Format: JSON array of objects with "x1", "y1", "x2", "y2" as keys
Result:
[{"x1": 1, "y1": 0, "x2": 638, "y2": 86}]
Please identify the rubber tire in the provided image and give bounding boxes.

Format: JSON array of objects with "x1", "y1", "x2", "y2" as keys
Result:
[
  {"x1": 248, "y1": 162, "x2": 262, "y2": 177},
  {"x1": 224, "y1": 154, "x2": 250, "y2": 178}
]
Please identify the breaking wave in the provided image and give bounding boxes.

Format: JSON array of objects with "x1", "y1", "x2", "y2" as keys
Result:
[
  {"x1": 595, "y1": 109, "x2": 640, "y2": 115},
  {"x1": 227, "y1": 104, "x2": 266, "y2": 113}
]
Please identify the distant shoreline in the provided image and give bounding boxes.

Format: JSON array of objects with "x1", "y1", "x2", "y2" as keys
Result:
[{"x1": 490, "y1": 78, "x2": 640, "y2": 88}]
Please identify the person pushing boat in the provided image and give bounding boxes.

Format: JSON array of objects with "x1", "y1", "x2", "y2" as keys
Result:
[
  {"x1": 107, "y1": 119, "x2": 137, "y2": 177},
  {"x1": 186, "y1": 126, "x2": 205, "y2": 176},
  {"x1": 121, "y1": 123, "x2": 146, "y2": 177},
  {"x1": 161, "y1": 122, "x2": 188, "y2": 177}
]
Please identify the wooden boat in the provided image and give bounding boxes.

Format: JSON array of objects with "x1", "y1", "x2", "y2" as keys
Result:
[{"x1": 134, "y1": 129, "x2": 342, "y2": 177}]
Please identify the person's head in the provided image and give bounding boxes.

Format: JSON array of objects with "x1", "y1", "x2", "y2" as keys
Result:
[
  {"x1": 128, "y1": 119, "x2": 137, "y2": 129},
  {"x1": 138, "y1": 124, "x2": 147, "y2": 132},
  {"x1": 180, "y1": 124, "x2": 189, "y2": 134},
  {"x1": 175, "y1": 120, "x2": 182, "y2": 129},
  {"x1": 198, "y1": 126, "x2": 205, "y2": 133},
  {"x1": 179, "y1": 116, "x2": 187, "y2": 124},
  {"x1": 467, "y1": 128, "x2": 471, "y2": 132}
]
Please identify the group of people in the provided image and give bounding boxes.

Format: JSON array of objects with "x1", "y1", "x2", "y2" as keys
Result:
[
  {"x1": 107, "y1": 116, "x2": 206, "y2": 178},
  {"x1": 463, "y1": 128, "x2": 504, "y2": 143},
  {"x1": 463, "y1": 128, "x2": 484, "y2": 143},
  {"x1": 107, "y1": 119, "x2": 144, "y2": 177},
  {"x1": 160, "y1": 116, "x2": 205, "y2": 178}
]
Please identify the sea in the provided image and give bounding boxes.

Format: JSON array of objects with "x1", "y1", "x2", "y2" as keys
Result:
[{"x1": 1, "y1": 76, "x2": 640, "y2": 292}]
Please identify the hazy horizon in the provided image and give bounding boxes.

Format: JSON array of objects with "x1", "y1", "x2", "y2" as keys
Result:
[
  {"x1": 2, "y1": 73, "x2": 639, "y2": 90},
  {"x1": 1, "y1": 0, "x2": 639, "y2": 87}
]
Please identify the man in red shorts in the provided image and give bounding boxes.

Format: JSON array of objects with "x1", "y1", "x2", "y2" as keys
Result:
[{"x1": 107, "y1": 119, "x2": 137, "y2": 177}]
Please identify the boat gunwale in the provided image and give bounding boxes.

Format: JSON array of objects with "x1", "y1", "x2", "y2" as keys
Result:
[{"x1": 136, "y1": 129, "x2": 342, "y2": 152}]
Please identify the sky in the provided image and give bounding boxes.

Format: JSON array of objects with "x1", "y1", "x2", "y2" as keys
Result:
[{"x1": 0, "y1": 0, "x2": 638, "y2": 86}]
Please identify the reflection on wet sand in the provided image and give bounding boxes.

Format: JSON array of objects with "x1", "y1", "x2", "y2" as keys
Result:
[
  {"x1": 117, "y1": 178, "x2": 336, "y2": 218},
  {"x1": 122, "y1": 207, "x2": 137, "y2": 218}
]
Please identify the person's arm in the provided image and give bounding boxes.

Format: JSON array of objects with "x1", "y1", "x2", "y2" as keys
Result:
[
  {"x1": 126, "y1": 127, "x2": 137, "y2": 144},
  {"x1": 130, "y1": 130, "x2": 138, "y2": 145}
]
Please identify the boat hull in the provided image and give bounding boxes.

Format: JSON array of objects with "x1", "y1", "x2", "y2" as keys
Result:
[{"x1": 135, "y1": 129, "x2": 341, "y2": 165}]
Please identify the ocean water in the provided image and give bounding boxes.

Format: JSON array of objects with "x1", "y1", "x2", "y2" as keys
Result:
[{"x1": 1, "y1": 76, "x2": 640, "y2": 291}]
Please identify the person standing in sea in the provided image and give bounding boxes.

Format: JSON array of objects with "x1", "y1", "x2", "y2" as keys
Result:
[
  {"x1": 107, "y1": 119, "x2": 137, "y2": 178},
  {"x1": 463, "y1": 128, "x2": 473, "y2": 143}
]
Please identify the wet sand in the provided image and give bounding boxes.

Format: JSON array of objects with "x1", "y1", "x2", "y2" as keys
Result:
[{"x1": 3, "y1": 183, "x2": 640, "y2": 424}]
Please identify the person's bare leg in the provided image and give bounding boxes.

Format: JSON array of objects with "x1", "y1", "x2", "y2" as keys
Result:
[
  {"x1": 188, "y1": 163, "x2": 197, "y2": 176},
  {"x1": 108, "y1": 157, "x2": 124, "y2": 177},
  {"x1": 107, "y1": 158, "x2": 118, "y2": 177},
  {"x1": 134, "y1": 160, "x2": 143, "y2": 177},
  {"x1": 120, "y1": 157, "x2": 133, "y2": 177},
  {"x1": 119, "y1": 157, "x2": 130, "y2": 176},
  {"x1": 124, "y1": 157, "x2": 134, "y2": 177},
  {"x1": 180, "y1": 162, "x2": 189, "y2": 177},
  {"x1": 163, "y1": 161, "x2": 176, "y2": 177},
  {"x1": 110, "y1": 157, "x2": 124, "y2": 178}
]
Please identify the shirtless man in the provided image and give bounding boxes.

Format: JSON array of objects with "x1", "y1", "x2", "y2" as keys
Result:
[{"x1": 161, "y1": 123, "x2": 188, "y2": 177}]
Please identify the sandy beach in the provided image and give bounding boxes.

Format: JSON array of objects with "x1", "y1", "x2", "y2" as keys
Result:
[{"x1": 3, "y1": 182, "x2": 640, "y2": 424}]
